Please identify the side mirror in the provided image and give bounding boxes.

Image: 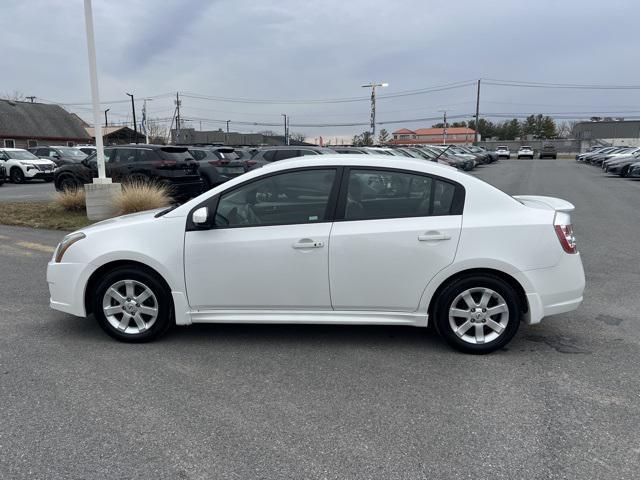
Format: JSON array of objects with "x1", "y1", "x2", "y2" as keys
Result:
[{"x1": 192, "y1": 206, "x2": 209, "y2": 226}]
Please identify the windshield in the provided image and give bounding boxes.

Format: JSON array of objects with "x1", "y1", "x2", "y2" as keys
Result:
[
  {"x1": 57, "y1": 147, "x2": 87, "y2": 158},
  {"x1": 6, "y1": 150, "x2": 40, "y2": 160}
]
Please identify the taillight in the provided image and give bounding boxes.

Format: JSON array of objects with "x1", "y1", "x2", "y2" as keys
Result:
[
  {"x1": 246, "y1": 160, "x2": 257, "y2": 166},
  {"x1": 554, "y1": 224, "x2": 577, "y2": 254}
]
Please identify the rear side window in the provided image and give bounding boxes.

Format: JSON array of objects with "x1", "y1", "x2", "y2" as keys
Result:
[
  {"x1": 261, "y1": 150, "x2": 276, "y2": 162},
  {"x1": 190, "y1": 150, "x2": 206, "y2": 161},
  {"x1": 343, "y1": 169, "x2": 462, "y2": 221},
  {"x1": 114, "y1": 148, "x2": 139, "y2": 164},
  {"x1": 273, "y1": 150, "x2": 301, "y2": 161}
]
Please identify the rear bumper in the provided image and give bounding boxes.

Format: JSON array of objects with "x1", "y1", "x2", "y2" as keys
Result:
[
  {"x1": 514, "y1": 252, "x2": 585, "y2": 325},
  {"x1": 166, "y1": 179, "x2": 204, "y2": 198}
]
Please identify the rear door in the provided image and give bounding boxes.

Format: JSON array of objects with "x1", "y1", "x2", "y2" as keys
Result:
[{"x1": 329, "y1": 168, "x2": 464, "y2": 312}]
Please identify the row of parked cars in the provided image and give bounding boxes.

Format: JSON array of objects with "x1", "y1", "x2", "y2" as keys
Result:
[
  {"x1": 495, "y1": 145, "x2": 557, "y2": 159},
  {"x1": 576, "y1": 145, "x2": 640, "y2": 178},
  {"x1": 0, "y1": 143, "x2": 500, "y2": 199}
]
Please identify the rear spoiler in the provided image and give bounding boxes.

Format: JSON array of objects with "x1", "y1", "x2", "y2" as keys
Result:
[{"x1": 512, "y1": 195, "x2": 575, "y2": 212}]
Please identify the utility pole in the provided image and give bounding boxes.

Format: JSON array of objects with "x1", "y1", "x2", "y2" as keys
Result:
[
  {"x1": 281, "y1": 114, "x2": 288, "y2": 145},
  {"x1": 286, "y1": 116, "x2": 290, "y2": 145},
  {"x1": 440, "y1": 110, "x2": 448, "y2": 145},
  {"x1": 126, "y1": 93, "x2": 137, "y2": 143},
  {"x1": 25, "y1": 96, "x2": 36, "y2": 103},
  {"x1": 175, "y1": 92, "x2": 181, "y2": 144},
  {"x1": 226, "y1": 120, "x2": 230, "y2": 145},
  {"x1": 142, "y1": 98, "x2": 149, "y2": 144},
  {"x1": 474, "y1": 79, "x2": 481, "y2": 144},
  {"x1": 104, "y1": 108, "x2": 109, "y2": 127},
  {"x1": 361, "y1": 82, "x2": 388, "y2": 138}
]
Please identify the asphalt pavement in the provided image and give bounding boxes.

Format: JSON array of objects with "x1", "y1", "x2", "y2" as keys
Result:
[
  {"x1": 0, "y1": 159, "x2": 639, "y2": 479},
  {"x1": 0, "y1": 180, "x2": 56, "y2": 202}
]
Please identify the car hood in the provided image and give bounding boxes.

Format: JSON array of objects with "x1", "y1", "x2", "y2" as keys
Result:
[
  {"x1": 11, "y1": 159, "x2": 54, "y2": 165},
  {"x1": 76, "y1": 208, "x2": 171, "y2": 236}
]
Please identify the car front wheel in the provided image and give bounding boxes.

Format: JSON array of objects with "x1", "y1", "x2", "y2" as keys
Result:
[
  {"x1": 10, "y1": 167, "x2": 25, "y2": 184},
  {"x1": 93, "y1": 267, "x2": 173, "y2": 342},
  {"x1": 433, "y1": 274, "x2": 521, "y2": 354}
]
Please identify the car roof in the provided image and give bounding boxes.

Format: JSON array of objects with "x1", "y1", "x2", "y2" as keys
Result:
[{"x1": 0, "y1": 148, "x2": 27, "y2": 151}]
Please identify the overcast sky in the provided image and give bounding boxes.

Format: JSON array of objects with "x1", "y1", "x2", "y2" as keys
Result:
[{"x1": 4, "y1": 0, "x2": 640, "y2": 140}]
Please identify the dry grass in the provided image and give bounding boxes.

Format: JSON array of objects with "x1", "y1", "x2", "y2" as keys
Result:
[
  {"x1": 53, "y1": 188, "x2": 86, "y2": 212},
  {"x1": 0, "y1": 202, "x2": 93, "y2": 231},
  {"x1": 113, "y1": 181, "x2": 172, "y2": 215}
]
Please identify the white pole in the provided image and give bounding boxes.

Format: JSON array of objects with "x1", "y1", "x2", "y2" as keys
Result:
[{"x1": 83, "y1": 0, "x2": 109, "y2": 183}]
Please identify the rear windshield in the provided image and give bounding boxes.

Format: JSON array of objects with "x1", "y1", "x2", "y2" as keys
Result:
[
  {"x1": 57, "y1": 147, "x2": 87, "y2": 158},
  {"x1": 159, "y1": 147, "x2": 194, "y2": 161},
  {"x1": 216, "y1": 151, "x2": 240, "y2": 160}
]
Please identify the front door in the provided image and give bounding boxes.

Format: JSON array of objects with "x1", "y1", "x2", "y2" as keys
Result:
[
  {"x1": 329, "y1": 168, "x2": 463, "y2": 312},
  {"x1": 184, "y1": 168, "x2": 339, "y2": 310}
]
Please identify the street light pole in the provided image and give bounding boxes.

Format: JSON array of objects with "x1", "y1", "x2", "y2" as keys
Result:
[
  {"x1": 226, "y1": 120, "x2": 230, "y2": 145},
  {"x1": 83, "y1": 0, "x2": 107, "y2": 181},
  {"x1": 362, "y1": 82, "x2": 388, "y2": 139},
  {"x1": 126, "y1": 93, "x2": 138, "y2": 144},
  {"x1": 281, "y1": 114, "x2": 288, "y2": 145},
  {"x1": 104, "y1": 108, "x2": 109, "y2": 128},
  {"x1": 438, "y1": 110, "x2": 448, "y2": 145}
]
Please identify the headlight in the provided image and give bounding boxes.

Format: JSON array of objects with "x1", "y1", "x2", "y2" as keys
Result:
[
  {"x1": 54, "y1": 232, "x2": 86, "y2": 263},
  {"x1": 19, "y1": 161, "x2": 32, "y2": 166}
]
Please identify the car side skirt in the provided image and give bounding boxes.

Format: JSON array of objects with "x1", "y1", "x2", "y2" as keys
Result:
[{"x1": 188, "y1": 309, "x2": 428, "y2": 326}]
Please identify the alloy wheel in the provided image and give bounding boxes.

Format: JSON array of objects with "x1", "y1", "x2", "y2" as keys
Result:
[
  {"x1": 448, "y1": 287, "x2": 509, "y2": 345},
  {"x1": 101, "y1": 279, "x2": 159, "y2": 335}
]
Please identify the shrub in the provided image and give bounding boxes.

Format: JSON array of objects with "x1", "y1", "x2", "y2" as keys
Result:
[
  {"x1": 53, "y1": 188, "x2": 86, "y2": 212},
  {"x1": 113, "y1": 181, "x2": 172, "y2": 215}
]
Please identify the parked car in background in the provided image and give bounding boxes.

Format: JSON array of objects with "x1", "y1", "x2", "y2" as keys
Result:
[
  {"x1": 77, "y1": 146, "x2": 97, "y2": 156},
  {"x1": 249, "y1": 146, "x2": 336, "y2": 169},
  {"x1": 467, "y1": 146, "x2": 498, "y2": 163},
  {"x1": 627, "y1": 161, "x2": 640, "y2": 178},
  {"x1": 187, "y1": 148, "x2": 226, "y2": 191},
  {"x1": 576, "y1": 146, "x2": 613, "y2": 162},
  {"x1": 517, "y1": 146, "x2": 534, "y2": 159},
  {"x1": 587, "y1": 146, "x2": 632, "y2": 165},
  {"x1": 539, "y1": 145, "x2": 557, "y2": 159},
  {"x1": 47, "y1": 155, "x2": 585, "y2": 354},
  {"x1": 496, "y1": 146, "x2": 511, "y2": 159},
  {"x1": 28, "y1": 145, "x2": 87, "y2": 167},
  {"x1": 334, "y1": 147, "x2": 371, "y2": 154},
  {"x1": 54, "y1": 145, "x2": 203, "y2": 200},
  {"x1": 603, "y1": 152, "x2": 640, "y2": 176},
  {"x1": 0, "y1": 148, "x2": 56, "y2": 183}
]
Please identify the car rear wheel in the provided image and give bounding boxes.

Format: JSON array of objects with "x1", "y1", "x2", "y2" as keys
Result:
[
  {"x1": 93, "y1": 267, "x2": 173, "y2": 342},
  {"x1": 433, "y1": 274, "x2": 521, "y2": 354},
  {"x1": 10, "y1": 167, "x2": 25, "y2": 184}
]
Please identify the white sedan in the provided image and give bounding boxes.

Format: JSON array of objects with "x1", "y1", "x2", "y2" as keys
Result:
[{"x1": 47, "y1": 155, "x2": 585, "y2": 353}]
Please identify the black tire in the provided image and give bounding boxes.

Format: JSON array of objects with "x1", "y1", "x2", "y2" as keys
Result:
[
  {"x1": 621, "y1": 166, "x2": 630, "y2": 178},
  {"x1": 433, "y1": 274, "x2": 521, "y2": 354},
  {"x1": 92, "y1": 266, "x2": 173, "y2": 342},
  {"x1": 58, "y1": 175, "x2": 80, "y2": 192},
  {"x1": 10, "y1": 167, "x2": 25, "y2": 184}
]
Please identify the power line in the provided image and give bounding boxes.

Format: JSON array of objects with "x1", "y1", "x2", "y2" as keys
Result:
[{"x1": 483, "y1": 78, "x2": 640, "y2": 90}]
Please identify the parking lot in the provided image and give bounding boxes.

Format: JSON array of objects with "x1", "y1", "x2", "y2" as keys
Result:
[
  {"x1": 0, "y1": 181, "x2": 55, "y2": 202},
  {"x1": 0, "y1": 159, "x2": 639, "y2": 479}
]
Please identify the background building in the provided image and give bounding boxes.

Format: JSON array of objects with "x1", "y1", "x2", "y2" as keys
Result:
[
  {"x1": 0, "y1": 99, "x2": 91, "y2": 148},
  {"x1": 389, "y1": 127, "x2": 478, "y2": 145},
  {"x1": 85, "y1": 126, "x2": 146, "y2": 145},
  {"x1": 572, "y1": 120, "x2": 640, "y2": 148},
  {"x1": 172, "y1": 128, "x2": 311, "y2": 146}
]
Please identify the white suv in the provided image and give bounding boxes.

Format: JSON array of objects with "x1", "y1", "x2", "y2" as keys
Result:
[
  {"x1": 517, "y1": 146, "x2": 535, "y2": 159},
  {"x1": 496, "y1": 146, "x2": 510, "y2": 159},
  {"x1": 0, "y1": 148, "x2": 57, "y2": 183}
]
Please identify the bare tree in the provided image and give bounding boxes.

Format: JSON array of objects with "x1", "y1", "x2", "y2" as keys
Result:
[
  {"x1": 146, "y1": 119, "x2": 168, "y2": 144},
  {"x1": 378, "y1": 128, "x2": 390, "y2": 144},
  {"x1": 1, "y1": 90, "x2": 26, "y2": 101},
  {"x1": 556, "y1": 120, "x2": 578, "y2": 139},
  {"x1": 289, "y1": 132, "x2": 306, "y2": 143}
]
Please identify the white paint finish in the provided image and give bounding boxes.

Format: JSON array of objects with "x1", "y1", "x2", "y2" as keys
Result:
[
  {"x1": 184, "y1": 223, "x2": 333, "y2": 309},
  {"x1": 190, "y1": 309, "x2": 426, "y2": 326},
  {"x1": 329, "y1": 215, "x2": 461, "y2": 311},
  {"x1": 46, "y1": 155, "x2": 586, "y2": 338}
]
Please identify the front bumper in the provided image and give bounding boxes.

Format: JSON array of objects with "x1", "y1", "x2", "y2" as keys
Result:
[{"x1": 47, "y1": 260, "x2": 90, "y2": 317}]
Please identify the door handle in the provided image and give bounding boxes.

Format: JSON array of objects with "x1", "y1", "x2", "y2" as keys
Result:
[
  {"x1": 418, "y1": 233, "x2": 451, "y2": 242},
  {"x1": 292, "y1": 239, "x2": 324, "y2": 249}
]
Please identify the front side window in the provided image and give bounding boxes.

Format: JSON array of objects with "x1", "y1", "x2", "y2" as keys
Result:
[
  {"x1": 344, "y1": 169, "x2": 459, "y2": 221},
  {"x1": 215, "y1": 169, "x2": 336, "y2": 228}
]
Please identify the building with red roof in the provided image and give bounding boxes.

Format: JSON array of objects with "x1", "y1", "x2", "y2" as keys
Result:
[{"x1": 389, "y1": 127, "x2": 478, "y2": 145}]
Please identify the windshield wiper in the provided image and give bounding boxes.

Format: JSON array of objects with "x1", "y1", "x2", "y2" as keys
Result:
[{"x1": 155, "y1": 203, "x2": 180, "y2": 218}]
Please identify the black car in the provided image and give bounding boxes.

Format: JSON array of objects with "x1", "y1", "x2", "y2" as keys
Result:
[
  {"x1": 187, "y1": 148, "x2": 228, "y2": 191},
  {"x1": 0, "y1": 163, "x2": 5, "y2": 186},
  {"x1": 28, "y1": 145, "x2": 87, "y2": 167},
  {"x1": 539, "y1": 144, "x2": 557, "y2": 159},
  {"x1": 54, "y1": 145, "x2": 203, "y2": 200},
  {"x1": 249, "y1": 146, "x2": 336, "y2": 169}
]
